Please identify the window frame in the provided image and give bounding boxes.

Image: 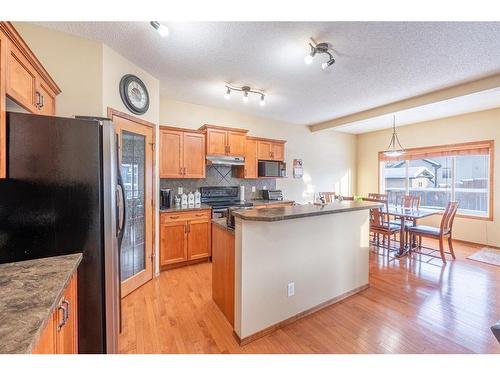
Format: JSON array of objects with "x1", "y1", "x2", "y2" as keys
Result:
[{"x1": 378, "y1": 140, "x2": 494, "y2": 221}]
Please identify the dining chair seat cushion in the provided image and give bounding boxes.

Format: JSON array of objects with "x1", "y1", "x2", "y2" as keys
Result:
[
  {"x1": 407, "y1": 225, "x2": 443, "y2": 236},
  {"x1": 370, "y1": 223, "x2": 400, "y2": 232},
  {"x1": 388, "y1": 220, "x2": 415, "y2": 227}
]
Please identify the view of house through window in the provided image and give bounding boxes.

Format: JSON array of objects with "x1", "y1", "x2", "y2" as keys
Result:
[{"x1": 379, "y1": 141, "x2": 493, "y2": 218}]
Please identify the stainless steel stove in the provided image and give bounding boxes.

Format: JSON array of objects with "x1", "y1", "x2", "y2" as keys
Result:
[{"x1": 200, "y1": 186, "x2": 253, "y2": 218}]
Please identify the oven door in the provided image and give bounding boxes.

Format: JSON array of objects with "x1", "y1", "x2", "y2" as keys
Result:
[{"x1": 212, "y1": 207, "x2": 229, "y2": 219}]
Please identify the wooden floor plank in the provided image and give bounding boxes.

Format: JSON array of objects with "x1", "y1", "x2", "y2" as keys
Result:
[{"x1": 119, "y1": 240, "x2": 500, "y2": 354}]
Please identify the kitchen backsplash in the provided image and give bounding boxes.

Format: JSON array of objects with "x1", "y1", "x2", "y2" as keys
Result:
[{"x1": 160, "y1": 165, "x2": 276, "y2": 200}]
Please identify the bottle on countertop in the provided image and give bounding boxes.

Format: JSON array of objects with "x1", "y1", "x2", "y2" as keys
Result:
[
  {"x1": 194, "y1": 190, "x2": 201, "y2": 205},
  {"x1": 188, "y1": 191, "x2": 195, "y2": 207},
  {"x1": 174, "y1": 195, "x2": 181, "y2": 207},
  {"x1": 181, "y1": 192, "x2": 188, "y2": 206},
  {"x1": 239, "y1": 185, "x2": 245, "y2": 202}
]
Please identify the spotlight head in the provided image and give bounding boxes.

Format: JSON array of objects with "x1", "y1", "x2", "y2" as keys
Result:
[
  {"x1": 224, "y1": 87, "x2": 231, "y2": 100},
  {"x1": 321, "y1": 58, "x2": 335, "y2": 70},
  {"x1": 260, "y1": 95, "x2": 266, "y2": 106},
  {"x1": 150, "y1": 21, "x2": 169, "y2": 37}
]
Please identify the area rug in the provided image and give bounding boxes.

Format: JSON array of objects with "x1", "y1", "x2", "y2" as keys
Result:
[{"x1": 467, "y1": 247, "x2": 500, "y2": 267}]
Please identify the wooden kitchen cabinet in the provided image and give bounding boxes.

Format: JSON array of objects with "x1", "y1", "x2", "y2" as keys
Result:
[
  {"x1": 200, "y1": 124, "x2": 248, "y2": 157},
  {"x1": 32, "y1": 272, "x2": 78, "y2": 354},
  {"x1": 160, "y1": 220, "x2": 188, "y2": 265},
  {"x1": 233, "y1": 137, "x2": 258, "y2": 179},
  {"x1": 160, "y1": 209, "x2": 211, "y2": 269},
  {"x1": 257, "y1": 138, "x2": 286, "y2": 161},
  {"x1": 0, "y1": 22, "x2": 61, "y2": 178},
  {"x1": 159, "y1": 126, "x2": 205, "y2": 178}
]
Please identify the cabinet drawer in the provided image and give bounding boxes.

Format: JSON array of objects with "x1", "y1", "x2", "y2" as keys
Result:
[{"x1": 161, "y1": 210, "x2": 211, "y2": 223}]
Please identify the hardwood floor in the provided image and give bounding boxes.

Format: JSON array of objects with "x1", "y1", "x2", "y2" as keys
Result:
[{"x1": 119, "y1": 240, "x2": 500, "y2": 354}]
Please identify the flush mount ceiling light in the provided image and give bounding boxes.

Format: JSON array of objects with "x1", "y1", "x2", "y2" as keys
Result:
[
  {"x1": 224, "y1": 84, "x2": 266, "y2": 106},
  {"x1": 304, "y1": 38, "x2": 335, "y2": 70},
  {"x1": 150, "y1": 21, "x2": 169, "y2": 37},
  {"x1": 384, "y1": 116, "x2": 406, "y2": 157}
]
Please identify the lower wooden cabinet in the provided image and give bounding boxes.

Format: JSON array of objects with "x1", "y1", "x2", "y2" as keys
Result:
[
  {"x1": 32, "y1": 272, "x2": 78, "y2": 354},
  {"x1": 160, "y1": 209, "x2": 211, "y2": 269}
]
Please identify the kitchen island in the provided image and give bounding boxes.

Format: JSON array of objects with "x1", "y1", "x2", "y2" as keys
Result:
[{"x1": 229, "y1": 200, "x2": 380, "y2": 344}]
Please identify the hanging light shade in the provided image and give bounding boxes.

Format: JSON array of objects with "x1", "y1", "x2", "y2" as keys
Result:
[{"x1": 384, "y1": 116, "x2": 405, "y2": 157}]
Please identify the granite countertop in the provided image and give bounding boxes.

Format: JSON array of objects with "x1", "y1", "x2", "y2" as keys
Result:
[
  {"x1": 232, "y1": 201, "x2": 383, "y2": 222},
  {"x1": 0, "y1": 253, "x2": 82, "y2": 354},
  {"x1": 211, "y1": 218, "x2": 235, "y2": 233},
  {"x1": 160, "y1": 204, "x2": 211, "y2": 213},
  {"x1": 248, "y1": 199, "x2": 295, "y2": 206}
]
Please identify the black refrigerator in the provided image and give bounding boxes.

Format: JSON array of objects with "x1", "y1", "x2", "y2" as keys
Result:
[{"x1": 0, "y1": 112, "x2": 123, "y2": 353}]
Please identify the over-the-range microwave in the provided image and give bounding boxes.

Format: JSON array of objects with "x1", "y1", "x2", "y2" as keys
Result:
[{"x1": 258, "y1": 160, "x2": 286, "y2": 177}]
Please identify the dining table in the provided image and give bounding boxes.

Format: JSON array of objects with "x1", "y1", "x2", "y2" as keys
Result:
[{"x1": 383, "y1": 205, "x2": 440, "y2": 257}]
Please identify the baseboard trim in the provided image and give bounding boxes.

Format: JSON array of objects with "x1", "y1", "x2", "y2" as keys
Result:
[
  {"x1": 454, "y1": 239, "x2": 500, "y2": 250},
  {"x1": 160, "y1": 257, "x2": 210, "y2": 271},
  {"x1": 233, "y1": 283, "x2": 369, "y2": 346}
]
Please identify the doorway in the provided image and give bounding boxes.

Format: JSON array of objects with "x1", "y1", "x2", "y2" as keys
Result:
[{"x1": 109, "y1": 108, "x2": 155, "y2": 297}]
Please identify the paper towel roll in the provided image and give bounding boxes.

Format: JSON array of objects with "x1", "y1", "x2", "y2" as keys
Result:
[{"x1": 240, "y1": 185, "x2": 245, "y2": 202}]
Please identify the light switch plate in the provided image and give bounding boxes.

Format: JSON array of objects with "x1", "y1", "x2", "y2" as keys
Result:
[{"x1": 287, "y1": 282, "x2": 295, "y2": 297}]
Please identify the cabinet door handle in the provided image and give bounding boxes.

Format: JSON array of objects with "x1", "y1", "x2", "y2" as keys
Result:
[
  {"x1": 195, "y1": 213, "x2": 204, "y2": 217},
  {"x1": 184, "y1": 223, "x2": 188, "y2": 233},
  {"x1": 62, "y1": 299, "x2": 70, "y2": 322},
  {"x1": 39, "y1": 94, "x2": 44, "y2": 109},
  {"x1": 179, "y1": 167, "x2": 183, "y2": 176},
  {"x1": 57, "y1": 304, "x2": 67, "y2": 331},
  {"x1": 170, "y1": 215, "x2": 180, "y2": 219},
  {"x1": 183, "y1": 167, "x2": 187, "y2": 175},
  {"x1": 35, "y1": 91, "x2": 41, "y2": 108},
  {"x1": 188, "y1": 223, "x2": 191, "y2": 233}
]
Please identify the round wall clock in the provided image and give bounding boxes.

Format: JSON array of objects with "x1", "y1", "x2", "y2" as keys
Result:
[{"x1": 119, "y1": 74, "x2": 150, "y2": 115}]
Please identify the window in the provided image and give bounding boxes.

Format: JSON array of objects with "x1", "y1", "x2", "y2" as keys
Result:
[{"x1": 379, "y1": 141, "x2": 494, "y2": 219}]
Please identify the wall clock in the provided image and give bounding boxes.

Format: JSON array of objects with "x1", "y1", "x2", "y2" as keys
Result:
[{"x1": 119, "y1": 74, "x2": 150, "y2": 115}]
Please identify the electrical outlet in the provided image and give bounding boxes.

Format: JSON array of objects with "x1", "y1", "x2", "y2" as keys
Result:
[
  {"x1": 287, "y1": 282, "x2": 295, "y2": 297},
  {"x1": 251, "y1": 186, "x2": 256, "y2": 193},
  {"x1": 178, "y1": 187, "x2": 183, "y2": 195}
]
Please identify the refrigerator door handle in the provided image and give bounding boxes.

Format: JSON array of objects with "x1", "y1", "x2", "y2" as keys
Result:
[{"x1": 116, "y1": 184, "x2": 125, "y2": 238}]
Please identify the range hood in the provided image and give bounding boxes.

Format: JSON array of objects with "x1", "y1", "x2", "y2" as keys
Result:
[{"x1": 206, "y1": 155, "x2": 245, "y2": 166}]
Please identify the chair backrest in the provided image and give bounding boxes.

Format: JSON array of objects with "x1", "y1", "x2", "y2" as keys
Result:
[
  {"x1": 368, "y1": 192, "x2": 388, "y2": 201},
  {"x1": 440, "y1": 201, "x2": 459, "y2": 234},
  {"x1": 401, "y1": 195, "x2": 421, "y2": 209},
  {"x1": 339, "y1": 196, "x2": 354, "y2": 201},
  {"x1": 319, "y1": 192, "x2": 336, "y2": 203},
  {"x1": 364, "y1": 197, "x2": 389, "y2": 225}
]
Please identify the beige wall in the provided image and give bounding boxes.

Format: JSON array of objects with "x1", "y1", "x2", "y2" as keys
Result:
[
  {"x1": 102, "y1": 45, "x2": 159, "y2": 124},
  {"x1": 13, "y1": 22, "x2": 103, "y2": 118},
  {"x1": 357, "y1": 108, "x2": 500, "y2": 247},
  {"x1": 160, "y1": 98, "x2": 357, "y2": 203}
]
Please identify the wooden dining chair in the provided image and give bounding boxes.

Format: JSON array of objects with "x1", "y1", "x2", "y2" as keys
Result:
[
  {"x1": 407, "y1": 201, "x2": 459, "y2": 264},
  {"x1": 319, "y1": 192, "x2": 336, "y2": 203},
  {"x1": 368, "y1": 200, "x2": 400, "y2": 251}
]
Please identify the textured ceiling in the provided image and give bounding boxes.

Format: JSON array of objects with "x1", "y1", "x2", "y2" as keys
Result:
[{"x1": 37, "y1": 21, "x2": 500, "y2": 126}]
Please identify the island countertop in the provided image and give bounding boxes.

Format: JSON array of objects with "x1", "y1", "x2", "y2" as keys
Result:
[
  {"x1": 0, "y1": 253, "x2": 82, "y2": 354},
  {"x1": 231, "y1": 200, "x2": 382, "y2": 222}
]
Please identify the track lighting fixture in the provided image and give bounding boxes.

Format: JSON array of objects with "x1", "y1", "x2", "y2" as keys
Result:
[
  {"x1": 224, "y1": 84, "x2": 266, "y2": 107},
  {"x1": 150, "y1": 21, "x2": 169, "y2": 37},
  {"x1": 305, "y1": 38, "x2": 335, "y2": 70}
]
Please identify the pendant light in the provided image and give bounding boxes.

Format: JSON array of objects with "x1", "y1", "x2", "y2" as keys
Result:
[{"x1": 384, "y1": 116, "x2": 405, "y2": 157}]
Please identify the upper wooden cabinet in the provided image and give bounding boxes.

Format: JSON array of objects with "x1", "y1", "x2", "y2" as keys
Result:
[
  {"x1": 0, "y1": 22, "x2": 61, "y2": 178},
  {"x1": 257, "y1": 138, "x2": 286, "y2": 161},
  {"x1": 159, "y1": 126, "x2": 206, "y2": 179},
  {"x1": 234, "y1": 136, "x2": 286, "y2": 179},
  {"x1": 199, "y1": 124, "x2": 248, "y2": 157}
]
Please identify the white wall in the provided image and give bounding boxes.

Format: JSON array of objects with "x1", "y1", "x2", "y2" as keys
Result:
[
  {"x1": 160, "y1": 98, "x2": 357, "y2": 203},
  {"x1": 357, "y1": 108, "x2": 500, "y2": 247},
  {"x1": 234, "y1": 209, "x2": 370, "y2": 339}
]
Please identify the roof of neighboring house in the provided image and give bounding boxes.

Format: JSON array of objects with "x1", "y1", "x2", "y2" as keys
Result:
[{"x1": 384, "y1": 166, "x2": 435, "y2": 179}]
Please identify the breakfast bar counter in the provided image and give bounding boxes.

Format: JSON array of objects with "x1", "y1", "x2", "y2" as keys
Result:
[{"x1": 232, "y1": 201, "x2": 379, "y2": 344}]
